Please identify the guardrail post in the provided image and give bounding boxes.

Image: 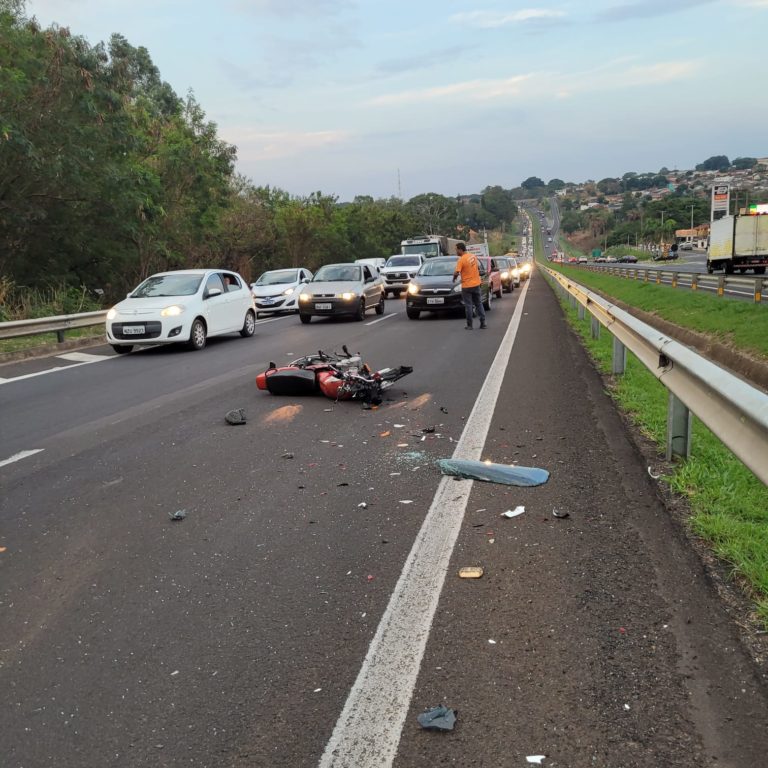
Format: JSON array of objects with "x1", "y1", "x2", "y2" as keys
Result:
[
  {"x1": 666, "y1": 392, "x2": 692, "y2": 461},
  {"x1": 569, "y1": 295, "x2": 577, "y2": 309},
  {"x1": 590, "y1": 316, "x2": 600, "y2": 339},
  {"x1": 643, "y1": 270, "x2": 649, "y2": 283},
  {"x1": 717, "y1": 276, "x2": 725, "y2": 297},
  {"x1": 612, "y1": 336, "x2": 626, "y2": 375},
  {"x1": 655, "y1": 271, "x2": 661, "y2": 285},
  {"x1": 56, "y1": 330, "x2": 65, "y2": 343},
  {"x1": 691, "y1": 274, "x2": 698, "y2": 292},
  {"x1": 577, "y1": 304, "x2": 585, "y2": 320},
  {"x1": 754, "y1": 278, "x2": 762, "y2": 304},
  {"x1": 671, "y1": 272, "x2": 678, "y2": 288}
]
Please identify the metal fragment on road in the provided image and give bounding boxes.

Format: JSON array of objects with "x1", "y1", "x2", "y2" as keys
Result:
[
  {"x1": 169, "y1": 509, "x2": 187, "y2": 521},
  {"x1": 438, "y1": 458, "x2": 549, "y2": 487},
  {"x1": 417, "y1": 705, "x2": 456, "y2": 731}
]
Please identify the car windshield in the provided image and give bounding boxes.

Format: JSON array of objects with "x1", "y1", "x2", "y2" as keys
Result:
[
  {"x1": 313, "y1": 265, "x2": 361, "y2": 282},
  {"x1": 403, "y1": 243, "x2": 440, "y2": 257},
  {"x1": 386, "y1": 256, "x2": 421, "y2": 268},
  {"x1": 131, "y1": 274, "x2": 203, "y2": 298},
  {"x1": 255, "y1": 269, "x2": 299, "y2": 286},
  {"x1": 419, "y1": 259, "x2": 457, "y2": 277}
]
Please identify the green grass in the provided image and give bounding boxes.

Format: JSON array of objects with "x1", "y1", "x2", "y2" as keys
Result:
[
  {"x1": 0, "y1": 327, "x2": 105, "y2": 356},
  {"x1": 529, "y1": 211, "x2": 768, "y2": 626},
  {"x1": 545, "y1": 262, "x2": 768, "y2": 360},
  {"x1": 605, "y1": 245, "x2": 653, "y2": 261}
]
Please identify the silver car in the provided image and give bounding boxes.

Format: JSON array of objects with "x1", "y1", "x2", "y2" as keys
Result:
[{"x1": 298, "y1": 263, "x2": 385, "y2": 323}]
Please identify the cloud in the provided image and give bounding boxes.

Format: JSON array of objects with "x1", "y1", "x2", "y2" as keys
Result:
[
  {"x1": 450, "y1": 8, "x2": 566, "y2": 28},
  {"x1": 596, "y1": 0, "x2": 717, "y2": 22},
  {"x1": 230, "y1": 0, "x2": 353, "y2": 17},
  {"x1": 367, "y1": 75, "x2": 531, "y2": 106},
  {"x1": 730, "y1": 0, "x2": 768, "y2": 6},
  {"x1": 231, "y1": 128, "x2": 352, "y2": 161},
  {"x1": 373, "y1": 48, "x2": 456, "y2": 78}
]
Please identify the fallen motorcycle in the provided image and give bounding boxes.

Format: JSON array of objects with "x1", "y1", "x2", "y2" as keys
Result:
[{"x1": 256, "y1": 346, "x2": 412, "y2": 406}]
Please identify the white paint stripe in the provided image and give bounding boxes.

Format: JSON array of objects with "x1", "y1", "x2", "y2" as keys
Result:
[
  {"x1": 365, "y1": 312, "x2": 398, "y2": 326},
  {"x1": 0, "y1": 449, "x2": 44, "y2": 468},
  {"x1": 319, "y1": 279, "x2": 531, "y2": 767},
  {"x1": 0, "y1": 359, "x2": 111, "y2": 386},
  {"x1": 254, "y1": 314, "x2": 295, "y2": 326},
  {"x1": 57, "y1": 352, "x2": 109, "y2": 362}
]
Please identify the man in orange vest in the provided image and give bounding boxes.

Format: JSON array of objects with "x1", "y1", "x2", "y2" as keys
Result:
[{"x1": 452, "y1": 242, "x2": 487, "y2": 330}]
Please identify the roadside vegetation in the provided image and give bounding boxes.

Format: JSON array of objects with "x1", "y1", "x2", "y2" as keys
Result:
[{"x1": 532, "y1": 220, "x2": 768, "y2": 626}]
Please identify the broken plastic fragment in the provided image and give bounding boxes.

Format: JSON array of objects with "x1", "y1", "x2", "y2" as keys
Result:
[
  {"x1": 169, "y1": 509, "x2": 187, "y2": 521},
  {"x1": 438, "y1": 459, "x2": 549, "y2": 487},
  {"x1": 357, "y1": 502, "x2": 368, "y2": 509},
  {"x1": 397, "y1": 443, "x2": 409, "y2": 448},
  {"x1": 526, "y1": 757, "x2": 546, "y2": 765},
  {"x1": 380, "y1": 431, "x2": 391, "y2": 437},
  {"x1": 552, "y1": 508, "x2": 570, "y2": 519},
  {"x1": 417, "y1": 705, "x2": 456, "y2": 731},
  {"x1": 225, "y1": 408, "x2": 247, "y2": 425},
  {"x1": 422, "y1": 426, "x2": 436, "y2": 433},
  {"x1": 458, "y1": 566, "x2": 483, "y2": 579},
  {"x1": 394, "y1": 424, "x2": 405, "y2": 428},
  {"x1": 648, "y1": 466, "x2": 661, "y2": 480},
  {"x1": 502, "y1": 506, "x2": 525, "y2": 518},
  {"x1": 399, "y1": 499, "x2": 414, "y2": 504}
]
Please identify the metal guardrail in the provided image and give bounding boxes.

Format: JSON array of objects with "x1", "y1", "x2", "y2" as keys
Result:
[
  {"x1": 543, "y1": 267, "x2": 768, "y2": 484},
  {"x1": 0, "y1": 311, "x2": 107, "y2": 342},
  {"x1": 574, "y1": 263, "x2": 766, "y2": 303}
]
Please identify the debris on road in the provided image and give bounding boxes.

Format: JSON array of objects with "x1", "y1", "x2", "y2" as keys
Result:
[
  {"x1": 422, "y1": 426, "x2": 436, "y2": 433},
  {"x1": 281, "y1": 452, "x2": 294, "y2": 459},
  {"x1": 169, "y1": 509, "x2": 187, "y2": 521},
  {"x1": 501, "y1": 506, "x2": 525, "y2": 519},
  {"x1": 440, "y1": 406, "x2": 449, "y2": 414},
  {"x1": 648, "y1": 466, "x2": 662, "y2": 480},
  {"x1": 357, "y1": 502, "x2": 368, "y2": 509},
  {"x1": 526, "y1": 756, "x2": 546, "y2": 765},
  {"x1": 380, "y1": 431, "x2": 391, "y2": 438},
  {"x1": 225, "y1": 408, "x2": 247, "y2": 425},
  {"x1": 552, "y1": 508, "x2": 570, "y2": 519},
  {"x1": 399, "y1": 499, "x2": 414, "y2": 504},
  {"x1": 417, "y1": 705, "x2": 457, "y2": 731},
  {"x1": 438, "y1": 458, "x2": 549, "y2": 487},
  {"x1": 458, "y1": 566, "x2": 484, "y2": 579},
  {"x1": 488, "y1": 639, "x2": 497, "y2": 644}
]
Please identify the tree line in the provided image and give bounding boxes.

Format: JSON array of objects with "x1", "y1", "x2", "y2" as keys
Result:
[{"x1": 0, "y1": 3, "x2": 519, "y2": 303}]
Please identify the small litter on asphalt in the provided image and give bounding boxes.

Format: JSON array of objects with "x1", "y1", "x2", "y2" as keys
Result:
[
  {"x1": 397, "y1": 443, "x2": 409, "y2": 448},
  {"x1": 394, "y1": 424, "x2": 405, "y2": 428},
  {"x1": 313, "y1": 688, "x2": 322, "y2": 693},
  {"x1": 169, "y1": 509, "x2": 187, "y2": 521},
  {"x1": 0, "y1": 547, "x2": 7, "y2": 553},
  {"x1": 526, "y1": 757, "x2": 545, "y2": 765},
  {"x1": 324, "y1": 408, "x2": 334, "y2": 412},
  {"x1": 357, "y1": 502, "x2": 368, "y2": 509},
  {"x1": 624, "y1": 704, "x2": 630, "y2": 710},
  {"x1": 170, "y1": 670, "x2": 179, "y2": 676},
  {"x1": 502, "y1": 506, "x2": 525, "y2": 518},
  {"x1": 380, "y1": 431, "x2": 391, "y2": 438},
  {"x1": 422, "y1": 426, "x2": 436, "y2": 433},
  {"x1": 488, "y1": 538, "x2": 495, "y2": 544},
  {"x1": 224, "y1": 408, "x2": 247, "y2": 425},
  {"x1": 337, "y1": 482, "x2": 349, "y2": 487},
  {"x1": 438, "y1": 459, "x2": 549, "y2": 487},
  {"x1": 281, "y1": 452, "x2": 294, "y2": 459},
  {"x1": 417, "y1": 705, "x2": 456, "y2": 731},
  {"x1": 399, "y1": 499, "x2": 414, "y2": 504},
  {"x1": 552, "y1": 508, "x2": 570, "y2": 519},
  {"x1": 476, "y1": 508, "x2": 487, "y2": 513},
  {"x1": 389, "y1": 472, "x2": 401, "y2": 476},
  {"x1": 440, "y1": 407, "x2": 449, "y2": 414},
  {"x1": 488, "y1": 639, "x2": 497, "y2": 644},
  {"x1": 648, "y1": 466, "x2": 662, "y2": 479},
  {"x1": 367, "y1": 574, "x2": 374, "y2": 581},
  {"x1": 458, "y1": 566, "x2": 484, "y2": 579}
]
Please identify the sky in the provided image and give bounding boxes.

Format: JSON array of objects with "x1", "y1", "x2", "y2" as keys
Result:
[{"x1": 24, "y1": 0, "x2": 768, "y2": 201}]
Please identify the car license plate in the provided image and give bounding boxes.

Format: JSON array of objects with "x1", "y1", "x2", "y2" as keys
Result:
[
  {"x1": 122, "y1": 325, "x2": 145, "y2": 335},
  {"x1": 315, "y1": 303, "x2": 332, "y2": 310},
  {"x1": 426, "y1": 297, "x2": 444, "y2": 305}
]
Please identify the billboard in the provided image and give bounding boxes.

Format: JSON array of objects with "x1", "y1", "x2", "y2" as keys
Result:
[{"x1": 711, "y1": 182, "x2": 730, "y2": 222}]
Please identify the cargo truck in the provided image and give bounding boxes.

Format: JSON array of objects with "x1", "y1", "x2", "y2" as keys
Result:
[
  {"x1": 400, "y1": 235, "x2": 461, "y2": 259},
  {"x1": 707, "y1": 214, "x2": 768, "y2": 274}
]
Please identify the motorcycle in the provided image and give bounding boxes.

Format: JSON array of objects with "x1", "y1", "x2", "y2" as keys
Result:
[{"x1": 256, "y1": 345, "x2": 412, "y2": 406}]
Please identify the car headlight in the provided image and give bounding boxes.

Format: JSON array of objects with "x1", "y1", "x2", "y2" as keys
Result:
[
  {"x1": 339, "y1": 292, "x2": 357, "y2": 301},
  {"x1": 107, "y1": 308, "x2": 117, "y2": 320},
  {"x1": 283, "y1": 287, "x2": 295, "y2": 296},
  {"x1": 522, "y1": 263, "x2": 531, "y2": 273},
  {"x1": 160, "y1": 304, "x2": 185, "y2": 317},
  {"x1": 407, "y1": 283, "x2": 420, "y2": 295},
  {"x1": 500, "y1": 270, "x2": 509, "y2": 279},
  {"x1": 299, "y1": 292, "x2": 312, "y2": 302},
  {"x1": 512, "y1": 269, "x2": 520, "y2": 277}
]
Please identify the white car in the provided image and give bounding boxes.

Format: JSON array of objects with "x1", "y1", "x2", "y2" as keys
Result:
[
  {"x1": 106, "y1": 269, "x2": 256, "y2": 354},
  {"x1": 251, "y1": 268, "x2": 313, "y2": 317},
  {"x1": 380, "y1": 254, "x2": 425, "y2": 297}
]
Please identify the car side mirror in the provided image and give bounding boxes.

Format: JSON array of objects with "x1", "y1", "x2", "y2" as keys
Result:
[{"x1": 207, "y1": 287, "x2": 223, "y2": 298}]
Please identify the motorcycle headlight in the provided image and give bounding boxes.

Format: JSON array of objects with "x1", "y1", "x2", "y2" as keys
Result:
[
  {"x1": 339, "y1": 292, "x2": 357, "y2": 301},
  {"x1": 299, "y1": 292, "x2": 312, "y2": 302},
  {"x1": 407, "y1": 283, "x2": 420, "y2": 295},
  {"x1": 107, "y1": 308, "x2": 118, "y2": 320},
  {"x1": 160, "y1": 304, "x2": 185, "y2": 317}
]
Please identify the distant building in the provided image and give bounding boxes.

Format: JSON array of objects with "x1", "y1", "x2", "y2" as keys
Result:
[{"x1": 675, "y1": 224, "x2": 710, "y2": 249}]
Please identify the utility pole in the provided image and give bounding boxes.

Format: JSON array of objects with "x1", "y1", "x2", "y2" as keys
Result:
[{"x1": 690, "y1": 204, "x2": 694, "y2": 245}]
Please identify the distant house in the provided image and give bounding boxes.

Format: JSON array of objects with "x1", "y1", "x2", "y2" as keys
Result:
[{"x1": 675, "y1": 224, "x2": 710, "y2": 249}]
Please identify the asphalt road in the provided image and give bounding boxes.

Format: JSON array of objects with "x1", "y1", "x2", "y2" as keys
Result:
[{"x1": 2, "y1": 275, "x2": 767, "y2": 768}]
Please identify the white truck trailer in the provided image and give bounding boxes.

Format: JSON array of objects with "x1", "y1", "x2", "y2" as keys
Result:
[{"x1": 707, "y1": 214, "x2": 768, "y2": 274}]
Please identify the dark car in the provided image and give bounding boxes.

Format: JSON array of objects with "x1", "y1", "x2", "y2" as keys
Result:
[
  {"x1": 405, "y1": 257, "x2": 490, "y2": 320},
  {"x1": 618, "y1": 255, "x2": 638, "y2": 263}
]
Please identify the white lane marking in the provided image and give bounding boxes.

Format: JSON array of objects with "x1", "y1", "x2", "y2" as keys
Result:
[
  {"x1": 365, "y1": 313, "x2": 398, "y2": 326},
  {"x1": 0, "y1": 449, "x2": 44, "y2": 468},
  {"x1": 319, "y1": 279, "x2": 531, "y2": 767},
  {"x1": 254, "y1": 314, "x2": 295, "y2": 326},
  {"x1": 57, "y1": 352, "x2": 110, "y2": 362},
  {"x1": 0, "y1": 358, "x2": 111, "y2": 386}
]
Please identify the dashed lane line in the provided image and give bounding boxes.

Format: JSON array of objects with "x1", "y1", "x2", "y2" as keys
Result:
[
  {"x1": 0, "y1": 449, "x2": 44, "y2": 468},
  {"x1": 365, "y1": 312, "x2": 398, "y2": 326}
]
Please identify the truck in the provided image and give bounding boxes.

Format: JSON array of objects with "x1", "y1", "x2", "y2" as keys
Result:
[
  {"x1": 707, "y1": 214, "x2": 768, "y2": 274},
  {"x1": 400, "y1": 235, "x2": 461, "y2": 259}
]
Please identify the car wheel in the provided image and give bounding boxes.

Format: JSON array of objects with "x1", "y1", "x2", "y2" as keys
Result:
[
  {"x1": 187, "y1": 318, "x2": 207, "y2": 351},
  {"x1": 495, "y1": 285, "x2": 503, "y2": 299},
  {"x1": 112, "y1": 344, "x2": 133, "y2": 354},
  {"x1": 299, "y1": 313, "x2": 311, "y2": 324},
  {"x1": 355, "y1": 299, "x2": 366, "y2": 321},
  {"x1": 375, "y1": 295, "x2": 385, "y2": 315},
  {"x1": 406, "y1": 307, "x2": 420, "y2": 320},
  {"x1": 240, "y1": 310, "x2": 256, "y2": 337}
]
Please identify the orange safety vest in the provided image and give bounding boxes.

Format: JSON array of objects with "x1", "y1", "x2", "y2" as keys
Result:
[{"x1": 455, "y1": 253, "x2": 481, "y2": 289}]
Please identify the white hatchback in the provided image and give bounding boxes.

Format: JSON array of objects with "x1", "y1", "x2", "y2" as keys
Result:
[
  {"x1": 251, "y1": 267, "x2": 313, "y2": 317},
  {"x1": 106, "y1": 269, "x2": 256, "y2": 354}
]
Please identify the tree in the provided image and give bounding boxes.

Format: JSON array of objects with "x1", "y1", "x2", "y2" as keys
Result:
[
  {"x1": 731, "y1": 157, "x2": 758, "y2": 170},
  {"x1": 547, "y1": 178, "x2": 565, "y2": 191},
  {"x1": 520, "y1": 176, "x2": 545, "y2": 191},
  {"x1": 480, "y1": 185, "x2": 518, "y2": 224},
  {"x1": 695, "y1": 155, "x2": 730, "y2": 172},
  {"x1": 405, "y1": 193, "x2": 459, "y2": 236}
]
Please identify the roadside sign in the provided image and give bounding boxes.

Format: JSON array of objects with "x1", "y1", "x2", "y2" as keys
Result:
[
  {"x1": 591, "y1": 248, "x2": 602, "y2": 259},
  {"x1": 711, "y1": 182, "x2": 730, "y2": 222}
]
